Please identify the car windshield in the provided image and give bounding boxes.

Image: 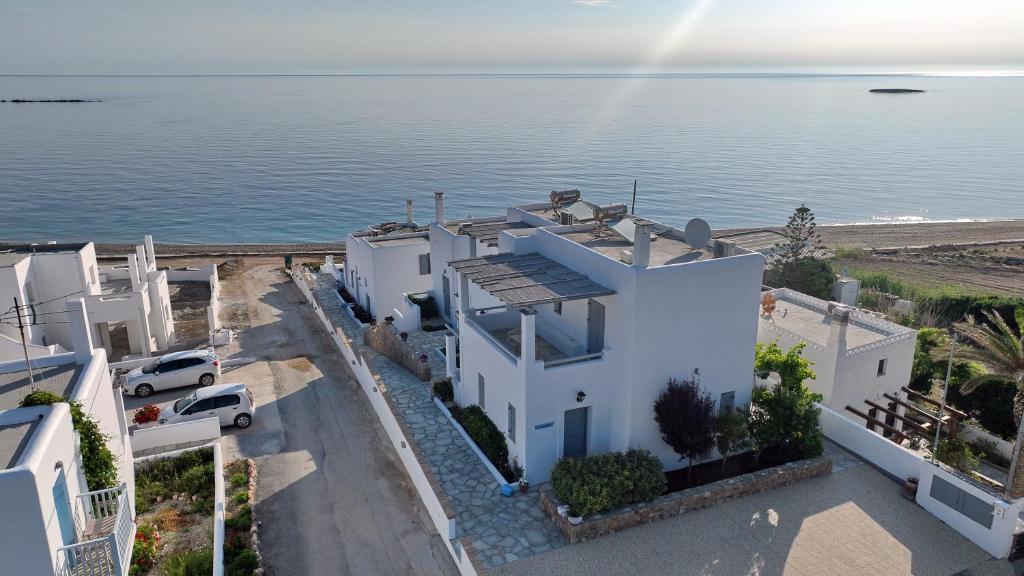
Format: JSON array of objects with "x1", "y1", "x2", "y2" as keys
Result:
[
  {"x1": 141, "y1": 362, "x2": 161, "y2": 374},
  {"x1": 173, "y1": 392, "x2": 198, "y2": 413}
]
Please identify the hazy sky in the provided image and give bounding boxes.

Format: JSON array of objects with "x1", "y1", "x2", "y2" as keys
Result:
[{"x1": 2, "y1": 0, "x2": 1022, "y2": 74}]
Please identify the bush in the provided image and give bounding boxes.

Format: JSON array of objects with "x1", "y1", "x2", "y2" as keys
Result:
[
  {"x1": 162, "y1": 547, "x2": 213, "y2": 576},
  {"x1": 947, "y1": 373, "x2": 1017, "y2": 440},
  {"x1": 763, "y1": 257, "x2": 835, "y2": 300},
  {"x1": 408, "y1": 293, "x2": 439, "y2": 319},
  {"x1": 226, "y1": 549, "x2": 259, "y2": 576},
  {"x1": 432, "y1": 379, "x2": 454, "y2": 403},
  {"x1": 936, "y1": 437, "x2": 980, "y2": 473},
  {"x1": 229, "y1": 473, "x2": 248, "y2": 489},
  {"x1": 653, "y1": 376, "x2": 716, "y2": 480},
  {"x1": 551, "y1": 449, "x2": 665, "y2": 517},
  {"x1": 129, "y1": 524, "x2": 160, "y2": 575},
  {"x1": 21, "y1": 390, "x2": 118, "y2": 489},
  {"x1": 750, "y1": 342, "x2": 824, "y2": 462},
  {"x1": 136, "y1": 449, "x2": 215, "y2": 513},
  {"x1": 232, "y1": 490, "x2": 250, "y2": 505},
  {"x1": 453, "y1": 405, "x2": 518, "y2": 481},
  {"x1": 226, "y1": 504, "x2": 253, "y2": 531}
]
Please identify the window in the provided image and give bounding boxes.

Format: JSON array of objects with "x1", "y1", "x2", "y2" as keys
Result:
[
  {"x1": 185, "y1": 398, "x2": 214, "y2": 414},
  {"x1": 159, "y1": 360, "x2": 183, "y2": 372},
  {"x1": 719, "y1": 391, "x2": 736, "y2": 416},
  {"x1": 508, "y1": 403, "x2": 516, "y2": 442},
  {"x1": 214, "y1": 394, "x2": 241, "y2": 409},
  {"x1": 553, "y1": 301, "x2": 562, "y2": 315},
  {"x1": 419, "y1": 253, "x2": 431, "y2": 275},
  {"x1": 877, "y1": 358, "x2": 887, "y2": 376},
  {"x1": 182, "y1": 358, "x2": 206, "y2": 368},
  {"x1": 478, "y1": 374, "x2": 486, "y2": 411}
]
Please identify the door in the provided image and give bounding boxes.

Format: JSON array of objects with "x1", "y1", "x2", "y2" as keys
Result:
[
  {"x1": 586, "y1": 299, "x2": 605, "y2": 354},
  {"x1": 213, "y1": 394, "x2": 242, "y2": 426},
  {"x1": 178, "y1": 358, "x2": 207, "y2": 385},
  {"x1": 181, "y1": 398, "x2": 217, "y2": 423},
  {"x1": 152, "y1": 359, "x2": 182, "y2": 390},
  {"x1": 52, "y1": 468, "x2": 77, "y2": 546},
  {"x1": 563, "y1": 407, "x2": 589, "y2": 459}
]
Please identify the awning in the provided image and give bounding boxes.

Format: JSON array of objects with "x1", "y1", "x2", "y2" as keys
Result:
[{"x1": 449, "y1": 253, "x2": 615, "y2": 307}]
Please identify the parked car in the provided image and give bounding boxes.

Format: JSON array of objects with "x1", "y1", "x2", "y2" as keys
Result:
[
  {"x1": 123, "y1": 349, "x2": 221, "y2": 398},
  {"x1": 159, "y1": 383, "x2": 255, "y2": 428}
]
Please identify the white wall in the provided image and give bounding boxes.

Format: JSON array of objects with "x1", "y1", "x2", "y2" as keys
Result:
[
  {"x1": 131, "y1": 417, "x2": 221, "y2": 453},
  {"x1": 818, "y1": 404, "x2": 923, "y2": 482}
]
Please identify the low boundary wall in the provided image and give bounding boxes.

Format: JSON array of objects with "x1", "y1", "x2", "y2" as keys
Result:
[
  {"x1": 130, "y1": 417, "x2": 221, "y2": 454},
  {"x1": 291, "y1": 268, "x2": 478, "y2": 576}
]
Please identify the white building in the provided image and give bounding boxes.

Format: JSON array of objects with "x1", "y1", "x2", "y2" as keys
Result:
[
  {"x1": 342, "y1": 200, "x2": 433, "y2": 322},
  {"x1": 0, "y1": 236, "x2": 175, "y2": 362},
  {"x1": 0, "y1": 298, "x2": 136, "y2": 575},
  {"x1": 757, "y1": 288, "x2": 918, "y2": 423},
  {"x1": 443, "y1": 200, "x2": 764, "y2": 482}
]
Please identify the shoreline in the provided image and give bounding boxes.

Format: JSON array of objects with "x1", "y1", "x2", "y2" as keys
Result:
[{"x1": 3, "y1": 219, "x2": 1024, "y2": 259}]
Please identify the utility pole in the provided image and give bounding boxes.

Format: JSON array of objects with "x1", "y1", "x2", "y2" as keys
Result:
[
  {"x1": 14, "y1": 297, "x2": 37, "y2": 391},
  {"x1": 932, "y1": 332, "x2": 957, "y2": 459}
]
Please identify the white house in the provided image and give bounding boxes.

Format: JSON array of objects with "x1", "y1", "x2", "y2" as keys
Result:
[
  {"x1": 757, "y1": 288, "x2": 918, "y2": 424},
  {"x1": 0, "y1": 236, "x2": 175, "y2": 362},
  {"x1": 447, "y1": 205, "x2": 764, "y2": 482},
  {"x1": 342, "y1": 200, "x2": 433, "y2": 322},
  {"x1": 0, "y1": 298, "x2": 136, "y2": 575}
]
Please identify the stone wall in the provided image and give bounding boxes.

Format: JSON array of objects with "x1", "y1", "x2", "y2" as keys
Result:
[
  {"x1": 363, "y1": 322, "x2": 432, "y2": 381},
  {"x1": 540, "y1": 456, "x2": 833, "y2": 543}
]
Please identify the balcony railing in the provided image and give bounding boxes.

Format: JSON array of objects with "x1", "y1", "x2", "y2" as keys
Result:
[{"x1": 56, "y1": 484, "x2": 135, "y2": 576}]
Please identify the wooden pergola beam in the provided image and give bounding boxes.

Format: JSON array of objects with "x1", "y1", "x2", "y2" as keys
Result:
[
  {"x1": 845, "y1": 406, "x2": 910, "y2": 442},
  {"x1": 863, "y1": 399, "x2": 932, "y2": 436},
  {"x1": 901, "y1": 387, "x2": 968, "y2": 420}
]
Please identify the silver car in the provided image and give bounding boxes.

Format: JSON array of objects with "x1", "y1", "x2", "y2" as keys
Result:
[{"x1": 123, "y1": 349, "x2": 221, "y2": 398}]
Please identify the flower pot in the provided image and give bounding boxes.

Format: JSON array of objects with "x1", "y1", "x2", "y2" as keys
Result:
[
  {"x1": 137, "y1": 420, "x2": 157, "y2": 429},
  {"x1": 519, "y1": 483, "x2": 529, "y2": 493},
  {"x1": 568, "y1": 515, "x2": 583, "y2": 526},
  {"x1": 400, "y1": 332, "x2": 409, "y2": 342}
]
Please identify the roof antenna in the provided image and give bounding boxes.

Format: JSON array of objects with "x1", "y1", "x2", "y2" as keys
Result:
[{"x1": 631, "y1": 179, "x2": 638, "y2": 215}]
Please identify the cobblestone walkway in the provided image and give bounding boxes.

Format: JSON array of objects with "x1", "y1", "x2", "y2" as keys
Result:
[{"x1": 310, "y1": 273, "x2": 565, "y2": 569}]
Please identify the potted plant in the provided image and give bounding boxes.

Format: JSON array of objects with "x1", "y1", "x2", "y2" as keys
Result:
[
  {"x1": 400, "y1": 331, "x2": 409, "y2": 342},
  {"x1": 519, "y1": 476, "x2": 530, "y2": 493},
  {"x1": 567, "y1": 507, "x2": 583, "y2": 525},
  {"x1": 133, "y1": 404, "x2": 161, "y2": 428}
]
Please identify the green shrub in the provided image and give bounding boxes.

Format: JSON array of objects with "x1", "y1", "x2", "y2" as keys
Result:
[
  {"x1": 135, "y1": 481, "x2": 170, "y2": 515},
  {"x1": 454, "y1": 405, "x2": 518, "y2": 480},
  {"x1": 947, "y1": 373, "x2": 1017, "y2": 440},
  {"x1": 130, "y1": 524, "x2": 159, "y2": 575},
  {"x1": 161, "y1": 547, "x2": 213, "y2": 576},
  {"x1": 407, "y1": 293, "x2": 439, "y2": 319},
  {"x1": 750, "y1": 342, "x2": 824, "y2": 462},
  {"x1": 226, "y1": 549, "x2": 259, "y2": 576},
  {"x1": 763, "y1": 258, "x2": 835, "y2": 300},
  {"x1": 232, "y1": 490, "x2": 250, "y2": 505},
  {"x1": 551, "y1": 449, "x2": 665, "y2": 517},
  {"x1": 936, "y1": 437, "x2": 980, "y2": 473},
  {"x1": 226, "y1": 504, "x2": 253, "y2": 531},
  {"x1": 432, "y1": 379, "x2": 454, "y2": 403},
  {"x1": 229, "y1": 473, "x2": 248, "y2": 489},
  {"x1": 21, "y1": 390, "x2": 118, "y2": 489}
]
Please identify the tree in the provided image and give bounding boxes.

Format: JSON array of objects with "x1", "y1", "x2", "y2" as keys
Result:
[
  {"x1": 949, "y1": 308, "x2": 1024, "y2": 498},
  {"x1": 775, "y1": 204, "x2": 823, "y2": 264},
  {"x1": 763, "y1": 205, "x2": 835, "y2": 299},
  {"x1": 715, "y1": 408, "x2": 749, "y2": 475},
  {"x1": 21, "y1": 390, "x2": 118, "y2": 489},
  {"x1": 653, "y1": 376, "x2": 717, "y2": 481},
  {"x1": 749, "y1": 342, "x2": 824, "y2": 462},
  {"x1": 910, "y1": 327, "x2": 947, "y2": 393}
]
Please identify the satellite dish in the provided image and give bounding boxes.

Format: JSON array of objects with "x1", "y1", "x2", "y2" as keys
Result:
[{"x1": 684, "y1": 218, "x2": 712, "y2": 250}]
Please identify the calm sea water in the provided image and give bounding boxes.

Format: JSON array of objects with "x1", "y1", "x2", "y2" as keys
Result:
[{"x1": 1, "y1": 75, "x2": 1021, "y2": 244}]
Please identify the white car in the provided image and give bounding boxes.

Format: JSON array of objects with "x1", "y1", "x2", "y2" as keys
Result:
[
  {"x1": 159, "y1": 383, "x2": 255, "y2": 428},
  {"x1": 123, "y1": 349, "x2": 221, "y2": 398}
]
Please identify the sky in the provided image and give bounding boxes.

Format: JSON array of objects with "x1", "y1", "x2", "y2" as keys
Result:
[{"x1": 1, "y1": 0, "x2": 1022, "y2": 75}]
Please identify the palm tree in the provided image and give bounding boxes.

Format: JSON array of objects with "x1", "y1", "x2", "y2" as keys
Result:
[{"x1": 952, "y1": 309, "x2": 1024, "y2": 498}]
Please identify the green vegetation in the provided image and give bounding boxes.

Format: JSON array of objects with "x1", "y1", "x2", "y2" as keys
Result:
[
  {"x1": 763, "y1": 205, "x2": 835, "y2": 299},
  {"x1": 432, "y1": 378, "x2": 454, "y2": 403},
  {"x1": 833, "y1": 245, "x2": 867, "y2": 260},
  {"x1": 653, "y1": 376, "x2": 717, "y2": 481},
  {"x1": 223, "y1": 459, "x2": 259, "y2": 576},
  {"x1": 161, "y1": 548, "x2": 213, "y2": 576},
  {"x1": 935, "y1": 437, "x2": 980, "y2": 474},
  {"x1": 551, "y1": 449, "x2": 666, "y2": 517},
  {"x1": 407, "y1": 293, "x2": 439, "y2": 319},
  {"x1": 750, "y1": 342, "x2": 824, "y2": 462},
  {"x1": 20, "y1": 390, "x2": 117, "y2": 490},
  {"x1": 229, "y1": 473, "x2": 248, "y2": 489},
  {"x1": 129, "y1": 524, "x2": 160, "y2": 576},
  {"x1": 715, "y1": 408, "x2": 750, "y2": 474},
  {"x1": 135, "y1": 449, "x2": 214, "y2": 515},
  {"x1": 452, "y1": 405, "x2": 520, "y2": 481}
]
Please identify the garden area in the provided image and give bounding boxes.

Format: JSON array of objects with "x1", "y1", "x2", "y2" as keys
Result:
[
  {"x1": 131, "y1": 450, "x2": 259, "y2": 576},
  {"x1": 338, "y1": 284, "x2": 373, "y2": 324}
]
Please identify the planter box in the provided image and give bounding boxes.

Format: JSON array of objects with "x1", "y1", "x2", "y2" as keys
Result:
[{"x1": 540, "y1": 455, "x2": 833, "y2": 543}]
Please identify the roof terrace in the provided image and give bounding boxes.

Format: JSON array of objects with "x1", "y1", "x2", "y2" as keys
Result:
[{"x1": 556, "y1": 221, "x2": 717, "y2": 267}]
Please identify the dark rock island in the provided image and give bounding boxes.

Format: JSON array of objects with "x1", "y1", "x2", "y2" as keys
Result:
[
  {"x1": 1, "y1": 99, "x2": 101, "y2": 103},
  {"x1": 868, "y1": 89, "x2": 926, "y2": 94}
]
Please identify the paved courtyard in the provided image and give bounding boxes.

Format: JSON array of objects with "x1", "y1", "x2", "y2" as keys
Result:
[
  {"x1": 312, "y1": 273, "x2": 565, "y2": 569},
  {"x1": 492, "y1": 444, "x2": 1013, "y2": 576}
]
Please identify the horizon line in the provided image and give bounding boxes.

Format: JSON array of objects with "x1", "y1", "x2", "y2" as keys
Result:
[{"x1": 2, "y1": 70, "x2": 1023, "y2": 79}]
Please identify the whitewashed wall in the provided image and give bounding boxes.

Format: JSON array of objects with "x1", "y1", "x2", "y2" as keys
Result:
[{"x1": 130, "y1": 417, "x2": 221, "y2": 453}]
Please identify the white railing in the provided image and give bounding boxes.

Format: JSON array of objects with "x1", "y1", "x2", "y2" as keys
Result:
[
  {"x1": 57, "y1": 484, "x2": 135, "y2": 576},
  {"x1": 543, "y1": 351, "x2": 603, "y2": 369}
]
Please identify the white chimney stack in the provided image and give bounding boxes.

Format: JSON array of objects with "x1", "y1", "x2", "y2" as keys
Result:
[
  {"x1": 434, "y1": 192, "x2": 445, "y2": 224},
  {"x1": 632, "y1": 223, "x2": 651, "y2": 268},
  {"x1": 144, "y1": 235, "x2": 156, "y2": 268},
  {"x1": 829, "y1": 306, "x2": 850, "y2": 350},
  {"x1": 406, "y1": 199, "x2": 415, "y2": 225}
]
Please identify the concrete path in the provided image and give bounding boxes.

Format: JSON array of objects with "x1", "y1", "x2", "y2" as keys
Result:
[
  {"x1": 493, "y1": 443, "x2": 1013, "y2": 576},
  {"x1": 218, "y1": 263, "x2": 459, "y2": 576}
]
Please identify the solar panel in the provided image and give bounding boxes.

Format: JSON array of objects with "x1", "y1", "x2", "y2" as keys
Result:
[{"x1": 565, "y1": 201, "x2": 594, "y2": 222}]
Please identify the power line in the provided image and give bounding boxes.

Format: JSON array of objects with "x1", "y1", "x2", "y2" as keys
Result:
[
  {"x1": 0, "y1": 309, "x2": 73, "y2": 321},
  {"x1": 8, "y1": 289, "x2": 84, "y2": 310}
]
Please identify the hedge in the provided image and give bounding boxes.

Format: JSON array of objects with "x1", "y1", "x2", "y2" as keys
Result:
[
  {"x1": 551, "y1": 449, "x2": 666, "y2": 517},
  {"x1": 453, "y1": 405, "x2": 519, "y2": 481}
]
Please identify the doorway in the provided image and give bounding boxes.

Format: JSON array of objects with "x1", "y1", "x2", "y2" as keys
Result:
[{"x1": 563, "y1": 407, "x2": 589, "y2": 458}]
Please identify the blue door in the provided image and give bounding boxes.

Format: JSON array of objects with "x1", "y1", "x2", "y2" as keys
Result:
[
  {"x1": 53, "y1": 468, "x2": 77, "y2": 546},
  {"x1": 563, "y1": 407, "x2": 589, "y2": 459}
]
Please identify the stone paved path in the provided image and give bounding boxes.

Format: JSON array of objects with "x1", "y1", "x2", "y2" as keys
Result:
[{"x1": 310, "y1": 273, "x2": 565, "y2": 569}]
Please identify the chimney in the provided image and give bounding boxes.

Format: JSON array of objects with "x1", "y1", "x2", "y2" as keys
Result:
[
  {"x1": 632, "y1": 223, "x2": 651, "y2": 268},
  {"x1": 434, "y1": 192, "x2": 445, "y2": 224},
  {"x1": 144, "y1": 235, "x2": 156, "y2": 268},
  {"x1": 829, "y1": 306, "x2": 850, "y2": 350},
  {"x1": 135, "y1": 245, "x2": 148, "y2": 277},
  {"x1": 128, "y1": 254, "x2": 141, "y2": 291},
  {"x1": 65, "y1": 298, "x2": 94, "y2": 364},
  {"x1": 406, "y1": 199, "x2": 415, "y2": 225}
]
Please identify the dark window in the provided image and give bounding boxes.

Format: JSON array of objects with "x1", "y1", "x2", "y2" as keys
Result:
[
  {"x1": 419, "y1": 253, "x2": 431, "y2": 275},
  {"x1": 508, "y1": 403, "x2": 516, "y2": 443},
  {"x1": 553, "y1": 302, "x2": 562, "y2": 315},
  {"x1": 160, "y1": 360, "x2": 184, "y2": 372},
  {"x1": 214, "y1": 394, "x2": 241, "y2": 409},
  {"x1": 719, "y1": 391, "x2": 736, "y2": 415},
  {"x1": 182, "y1": 358, "x2": 206, "y2": 368},
  {"x1": 877, "y1": 358, "x2": 887, "y2": 376},
  {"x1": 478, "y1": 374, "x2": 486, "y2": 411},
  {"x1": 185, "y1": 398, "x2": 214, "y2": 414}
]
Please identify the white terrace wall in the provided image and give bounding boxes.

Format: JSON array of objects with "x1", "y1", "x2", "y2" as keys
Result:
[
  {"x1": 131, "y1": 417, "x2": 221, "y2": 453},
  {"x1": 819, "y1": 404, "x2": 1020, "y2": 558},
  {"x1": 294, "y1": 268, "x2": 477, "y2": 576}
]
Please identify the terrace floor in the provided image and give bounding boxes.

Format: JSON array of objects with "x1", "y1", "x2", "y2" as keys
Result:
[{"x1": 487, "y1": 326, "x2": 568, "y2": 362}]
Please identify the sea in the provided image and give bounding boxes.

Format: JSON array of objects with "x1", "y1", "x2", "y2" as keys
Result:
[{"x1": 1, "y1": 74, "x2": 1021, "y2": 244}]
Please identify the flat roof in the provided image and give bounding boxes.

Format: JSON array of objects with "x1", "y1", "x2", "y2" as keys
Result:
[
  {"x1": 765, "y1": 292, "x2": 909, "y2": 348},
  {"x1": 0, "y1": 253, "x2": 30, "y2": 267},
  {"x1": 459, "y1": 221, "x2": 535, "y2": 247},
  {"x1": 0, "y1": 242, "x2": 89, "y2": 255},
  {"x1": 451, "y1": 253, "x2": 615, "y2": 306},
  {"x1": 0, "y1": 363, "x2": 82, "y2": 412},
  {"x1": 558, "y1": 224, "x2": 715, "y2": 267},
  {"x1": 367, "y1": 235, "x2": 429, "y2": 248},
  {"x1": 0, "y1": 420, "x2": 38, "y2": 469},
  {"x1": 716, "y1": 229, "x2": 787, "y2": 254}
]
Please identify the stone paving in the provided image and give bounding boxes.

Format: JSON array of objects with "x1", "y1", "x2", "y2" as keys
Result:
[{"x1": 310, "y1": 273, "x2": 565, "y2": 569}]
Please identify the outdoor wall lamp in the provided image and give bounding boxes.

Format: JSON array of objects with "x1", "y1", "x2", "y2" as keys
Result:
[{"x1": 576, "y1": 391, "x2": 586, "y2": 403}]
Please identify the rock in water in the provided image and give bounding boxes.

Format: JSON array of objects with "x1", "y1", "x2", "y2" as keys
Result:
[{"x1": 868, "y1": 89, "x2": 926, "y2": 94}]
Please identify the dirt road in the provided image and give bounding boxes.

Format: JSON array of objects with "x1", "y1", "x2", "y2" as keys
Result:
[{"x1": 219, "y1": 262, "x2": 457, "y2": 576}]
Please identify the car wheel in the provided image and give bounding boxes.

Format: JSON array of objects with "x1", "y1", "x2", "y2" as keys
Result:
[
  {"x1": 199, "y1": 373, "x2": 215, "y2": 386},
  {"x1": 135, "y1": 384, "x2": 154, "y2": 398},
  {"x1": 234, "y1": 414, "x2": 252, "y2": 429}
]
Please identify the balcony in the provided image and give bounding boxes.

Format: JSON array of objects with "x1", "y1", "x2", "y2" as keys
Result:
[
  {"x1": 466, "y1": 308, "x2": 603, "y2": 369},
  {"x1": 56, "y1": 484, "x2": 136, "y2": 576}
]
